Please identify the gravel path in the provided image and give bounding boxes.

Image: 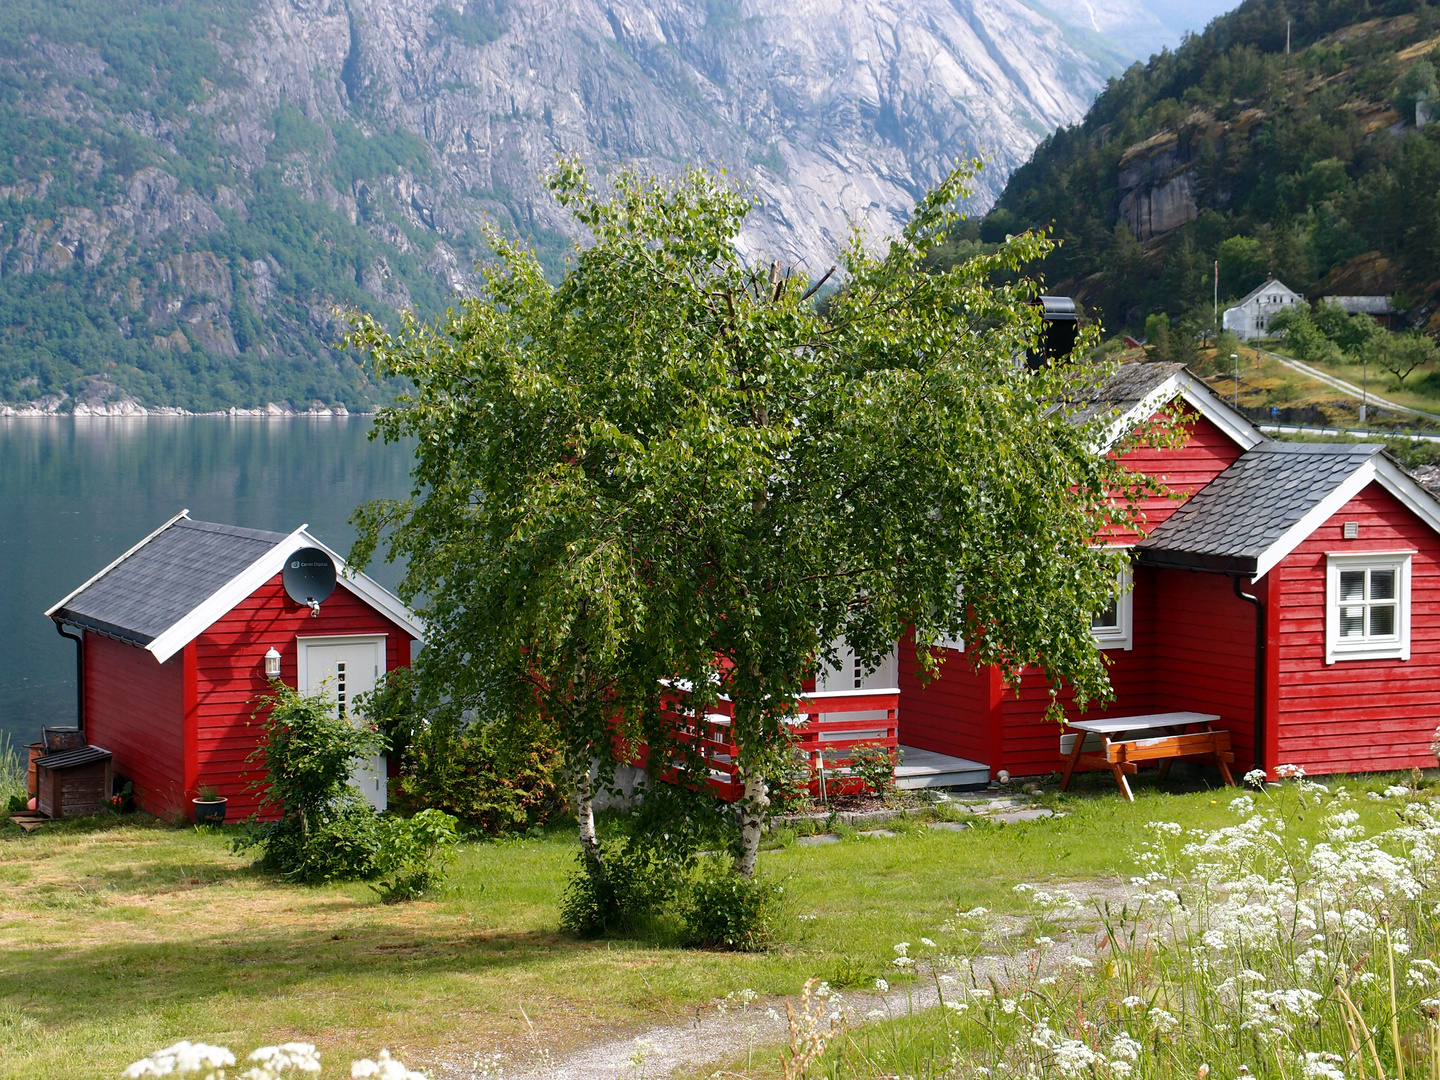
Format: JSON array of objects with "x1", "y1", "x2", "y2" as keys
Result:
[{"x1": 482, "y1": 873, "x2": 1131, "y2": 1080}]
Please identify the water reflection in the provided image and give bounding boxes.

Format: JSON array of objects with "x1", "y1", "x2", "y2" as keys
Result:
[{"x1": 0, "y1": 417, "x2": 417, "y2": 746}]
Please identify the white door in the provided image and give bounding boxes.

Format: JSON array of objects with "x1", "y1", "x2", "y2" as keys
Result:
[
  {"x1": 299, "y1": 636, "x2": 387, "y2": 811},
  {"x1": 813, "y1": 640, "x2": 899, "y2": 733},
  {"x1": 815, "y1": 639, "x2": 898, "y2": 694}
]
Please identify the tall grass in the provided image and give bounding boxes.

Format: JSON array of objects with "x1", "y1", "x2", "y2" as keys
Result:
[
  {"x1": 781, "y1": 769, "x2": 1440, "y2": 1080},
  {"x1": 0, "y1": 732, "x2": 26, "y2": 809}
]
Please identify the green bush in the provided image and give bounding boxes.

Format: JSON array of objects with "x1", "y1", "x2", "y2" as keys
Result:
[
  {"x1": 848, "y1": 741, "x2": 900, "y2": 799},
  {"x1": 236, "y1": 686, "x2": 461, "y2": 894},
  {"x1": 558, "y1": 839, "x2": 682, "y2": 937},
  {"x1": 233, "y1": 684, "x2": 385, "y2": 882},
  {"x1": 373, "y1": 807, "x2": 460, "y2": 901},
  {"x1": 679, "y1": 857, "x2": 785, "y2": 951},
  {"x1": 250, "y1": 794, "x2": 383, "y2": 884},
  {"x1": 391, "y1": 712, "x2": 564, "y2": 835}
]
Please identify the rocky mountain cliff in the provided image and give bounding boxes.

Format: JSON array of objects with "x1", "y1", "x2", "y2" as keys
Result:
[{"x1": 0, "y1": 0, "x2": 1166, "y2": 411}]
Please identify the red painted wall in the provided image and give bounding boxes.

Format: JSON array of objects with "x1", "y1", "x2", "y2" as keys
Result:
[
  {"x1": 83, "y1": 633, "x2": 186, "y2": 817},
  {"x1": 1104, "y1": 411, "x2": 1247, "y2": 543},
  {"x1": 894, "y1": 409, "x2": 1251, "y2": 777},
  {"x1": 1272, "y1": 483, "x2": 1440, "y2": 774},
  {"x1": 1151, "y1": 568, "x2": 1260, "y2": 770},
  {"x1": 192, "y1": 574, "x2": 413, "y2": 819},
  {"x1": 997, "y1": 565, "x2": 1160, "y2": 776},
  {"x1": 897, "y1": 635, "x2": 991, "y2": 763}
]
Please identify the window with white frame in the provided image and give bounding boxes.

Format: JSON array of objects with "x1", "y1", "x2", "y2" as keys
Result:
[
  {"x1": 1326, "y1": 552, "x2": 1412, "y2": 663},
  {"x1": 1090, "y1": 563, "x2": 1134, "y2": 651}
]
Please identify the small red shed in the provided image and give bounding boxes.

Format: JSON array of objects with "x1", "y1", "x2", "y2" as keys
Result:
[{"x1": 46, "y1": 511, "x2": 424, "y2": 819}]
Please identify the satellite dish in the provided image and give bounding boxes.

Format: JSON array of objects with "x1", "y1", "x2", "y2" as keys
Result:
[{"x1": 283, "y1": 547, "x2": 336, "y2": 611}]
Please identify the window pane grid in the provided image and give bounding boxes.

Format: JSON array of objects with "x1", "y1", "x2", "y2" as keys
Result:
[{"x1": 1336, "y1": 565, "x2": 1400, "y2": 642}]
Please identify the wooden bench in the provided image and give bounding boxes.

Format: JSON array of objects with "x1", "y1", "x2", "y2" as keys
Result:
[{"x1": 1059, "y1": 712, "x2": 1235, "y2": 801}]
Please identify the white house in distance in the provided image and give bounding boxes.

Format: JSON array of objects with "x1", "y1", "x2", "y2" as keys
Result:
[{"x1": 1223, "y1": 276, "x2": 1304, "y2": 340}]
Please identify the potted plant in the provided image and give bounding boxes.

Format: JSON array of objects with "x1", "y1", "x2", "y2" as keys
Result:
[{"x1": 193, "y1": 785, "x2": 228, "y2": 825}]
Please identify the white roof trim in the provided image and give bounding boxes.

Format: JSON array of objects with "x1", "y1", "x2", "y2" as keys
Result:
[
  {"x1": 1098, "y1": 369, "x2": 1264, "y2": 454},
  {"x1": 46, "y1": 508, "x2": 192, "y2": 618},
  {"x1": 1250, "y1": 456, "x2": 1440, "y2": 580},
  {"x1": 1175, "y1": 371, "x2": 1266, "y2": 451},
  {"x1": 145, "y1": 527, "x2": 425, "y2": 663}
]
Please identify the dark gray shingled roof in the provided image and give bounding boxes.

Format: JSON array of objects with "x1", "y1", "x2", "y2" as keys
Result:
[
  {"x1": 1136, "y1": 442, "x2": 1384, "y2": 574},
  {"x1": 54, "y1": 517, "x2": 288, "y2": 646},
  {"x1": 1063, "y1": 362, "x2": 1186, "y2": 426}
]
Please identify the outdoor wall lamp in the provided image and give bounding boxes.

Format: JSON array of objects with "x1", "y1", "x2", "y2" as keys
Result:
[{"x1": 264, "y1": 647, "x2": 282, "y2": 680}]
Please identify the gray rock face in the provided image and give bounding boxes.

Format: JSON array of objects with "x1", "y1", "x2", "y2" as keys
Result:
[
  {"x1": 223, "y1": 0, "x2": 1116, "y2": 268},
  {"x1": 0, "y1": 0, "x2": 1129, "y2": 407}
]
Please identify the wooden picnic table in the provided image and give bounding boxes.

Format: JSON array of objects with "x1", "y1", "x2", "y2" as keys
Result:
[{"x1": 1059, "y1": 711, "x2": 1235, "y2": 801}]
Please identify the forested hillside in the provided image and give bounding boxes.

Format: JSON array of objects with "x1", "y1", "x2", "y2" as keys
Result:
[{"x1": 982, "y1": 0, "x2": 1440, "y2": 343}]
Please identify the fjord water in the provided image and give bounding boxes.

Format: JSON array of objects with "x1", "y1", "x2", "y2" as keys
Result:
[{"x1": 0, "y1": 418, "x2": 417, "y2": 749}]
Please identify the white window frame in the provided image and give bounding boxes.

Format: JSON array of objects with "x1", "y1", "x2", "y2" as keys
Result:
[
  {"x1": 1325, "y1": 552, "x2": 1412, "y2": 664},
  {"x1": 1090, "y1": 561, "x2": 1134, "y2": 652}
]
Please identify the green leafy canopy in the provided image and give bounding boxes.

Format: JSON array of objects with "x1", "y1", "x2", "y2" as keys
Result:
[{"x1": 346, "y1": 159, "x2": 1156, "y2": 815}]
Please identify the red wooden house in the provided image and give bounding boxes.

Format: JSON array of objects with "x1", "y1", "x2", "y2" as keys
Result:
[
  {"x1": 897, "y1": 362, "x2": 1440, "y2": 784},
  {"x1": 46, "y1": 511, "x2": 424, "y2": 819}
]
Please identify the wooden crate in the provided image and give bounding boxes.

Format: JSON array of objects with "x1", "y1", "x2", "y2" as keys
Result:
[{"x1": 34, "y1": 746, "x2": 113, "y2": 819}]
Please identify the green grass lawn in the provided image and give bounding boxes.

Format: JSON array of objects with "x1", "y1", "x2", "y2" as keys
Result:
[{"x1": 0, "y1": 772, "x2": 1413, "y2": 1079}]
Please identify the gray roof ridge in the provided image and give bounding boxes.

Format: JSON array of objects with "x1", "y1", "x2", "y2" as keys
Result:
[
  {"x1": 1247, "y1": 441, "x2": 1383, "y2": 455},
  {"x1": 175, "y1": 517, "x2": 290, "y2": 544}
]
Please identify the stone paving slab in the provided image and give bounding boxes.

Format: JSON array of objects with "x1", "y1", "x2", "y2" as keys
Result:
[
  {"x1": 794, "y1": 833, "x2": 841, "y2": 847},
  {"x1": 983, "y1": 807, "x2": 1055, "y2": 824}
]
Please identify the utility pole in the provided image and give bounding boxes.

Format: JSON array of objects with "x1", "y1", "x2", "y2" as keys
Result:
[
  {"x1": 1286, "y1": 19, "x2": 1291, "y2": 55},
  {"x1": 1213, "y1": 260, "x2": 1219, "y2": 340},
  {"x1": 1361, "y1": 359, "x2": 1369, "y2": 425},
  {"x1": 1233, "y1": 353, "x2": 1241, "y2": 408}
]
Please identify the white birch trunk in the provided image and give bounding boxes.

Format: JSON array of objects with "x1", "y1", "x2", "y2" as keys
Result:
[
  {"x1": 573, "y1": 756, "x2": 601, "y2": 864},
  {"x1": 735, "y1": 772, "x2": 770, "y2": 878}
]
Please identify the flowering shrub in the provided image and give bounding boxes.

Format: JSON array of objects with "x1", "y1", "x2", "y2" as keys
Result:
[
  {"x1": 795, "y1": 771, "x2": 1440, "y2": 1079},
  {"x1": 121, "y1": 1042, "x2": 422, "y2": 1079}
]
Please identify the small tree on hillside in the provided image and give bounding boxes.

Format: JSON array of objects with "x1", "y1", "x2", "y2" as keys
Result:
[
  {"x1": 1366, "y1": 332, "x2": 1439, "y2": 389},
  {"x1": 347, "y1": 160, "x2": 1159, "y2": 879}
]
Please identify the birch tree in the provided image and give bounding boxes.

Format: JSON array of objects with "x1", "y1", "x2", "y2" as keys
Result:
[{"x1": 348, "y1": 160, "x2": 1149, "y2": 880}]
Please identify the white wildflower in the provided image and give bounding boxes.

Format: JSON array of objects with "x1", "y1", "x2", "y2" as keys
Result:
[
  {"x1": 1121, "y1": 995, "x2": 1146, "y2": 1009},
  {"x1": 1000, "y1": 998, "x2": 1018, "y2": 1014},
  {"x1": 920, "y1": 937, "x2": 938, "y2": 948},
  {"x1": 245, "y1": 1044, "x2": 322, "y2": 1077},
  {"x1": 944, "y1": 1000, "x2": 969, "y2": 1013},
  {"x1": 351, "y1": 1050, "x2": 426, "y2": 1080},
  {"x1": 893, "y1": 942, "x2": 910, "y2": 957},
  {"x1": 1148, "y1": 1008, "x2": 1179, "y2": 1034},
  {"x1": 1061, "y1": 956, "x2": 1094, "y2": 971},
  {"x1": 1302, "y1": 1052, "x2": 1346, "y2": 1080},
  {"x1": 1244, "y1": 769, "x2": 1268, "y2": 788},
  {"x1": 125, "y1": 1043, "x2": 237, "y2": 1078},
  {"x1": 1275, "y1": 764, "x2": 1306, "y2": 779},
  {"x1": 874, "y1": 978, "x2": 889, "y2": 993},
  {"x1": 1108, "y1": 1033, "x2": 1142, "y2": 1063},
  {"x1": 1384, "y1": 785, "x2": 1411, "y2": 799},
  {"x1": 1230, "y1": 795, "x2": 1256, "y2": 816}
]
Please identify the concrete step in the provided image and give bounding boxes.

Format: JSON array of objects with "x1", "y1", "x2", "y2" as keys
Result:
[{"x1": 894, "y1": 746, "x2": 989, "y2": 790}]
